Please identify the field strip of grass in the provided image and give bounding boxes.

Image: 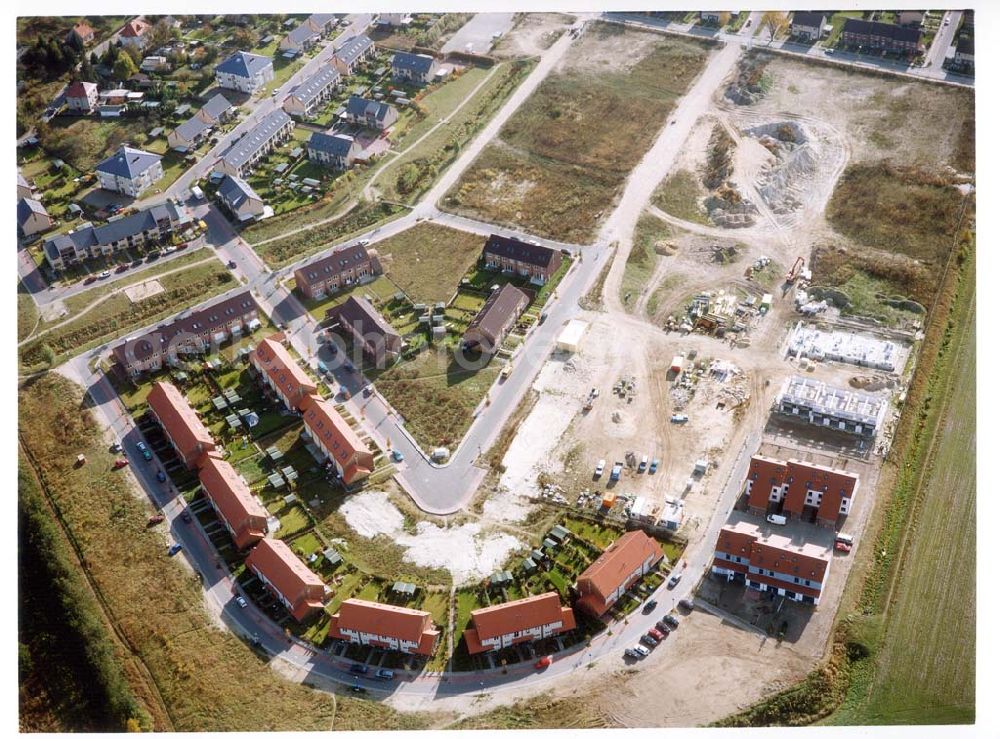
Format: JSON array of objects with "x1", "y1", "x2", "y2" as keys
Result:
[{"x1": 18, "y1": 375, "x2": 337, "y2": 730}]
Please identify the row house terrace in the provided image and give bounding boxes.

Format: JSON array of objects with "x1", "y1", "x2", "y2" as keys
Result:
[
  {"x1": 329, "y1": 599, "x2": 440, "y2": 656},
  {"x1": 146, "y1": 381, "x2": 216, "y2": 469},
  {"x1": 481, "y1": 234, "x2": 563, "y2": 285},
  {"x1": 250, "y1": 334, "x2": 317, "y2": 412},
  {"x1": 215, "y1": 109, "x2": 294, "y2": 179},
  {"x1": 574, "y1": 531, "x2": 663, "y2": 618},
  {"x1": 198, "y1": 451, "x2": 269, "y2": 550},
  {"x1": 245, "y1": 538, "x2": 326, "y2": 622},
  {"x1": 293, "y1": 243, "x2": 382, "y2": 300},
  {"x1": 300, "y1": 395, "x2": 374, "y2": 484},
  {"x1": 463, "y1": 592, "x2": 576, "y2": 655},
  {"x1": 112, "y1": 290, "x2": 260, "y2": 376},
  {"x1": 743, "y1": 455, "x2": 858, "y2": 526}
]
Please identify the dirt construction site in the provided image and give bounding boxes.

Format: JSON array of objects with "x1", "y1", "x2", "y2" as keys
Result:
[{"x1": 418, "y1": 19, "x2": 970, "y2": 726}]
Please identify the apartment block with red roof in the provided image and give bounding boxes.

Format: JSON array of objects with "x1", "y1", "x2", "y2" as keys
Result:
[
  {"x1": 743, "y1": 455, "x2": 858, "y2": 526},
  {"x1": 250, "y1": 334, "x2": 317, "y2": 412},
  {"x1": 329, "y1": 598, "x2": 440, "y2": 656},
  {"x1": 712, "y1": 520, "x2": 831, "y2": 605},
  {"x1": 300, "y1": 395, "x2": 374, "y2": 484},
  {"x1": 146, "y1": 381, "x2": 215, "y2": 468},
  {"x1": 463, "y1": 592, "x2": 576, "y2": 655},
  {"x1": 245, "y1": 538, "x2": 326, "y2": 622},
  {"x1": 574, "y1": 530, "x2": 664, "y2": 618},
  {"x1": 198, "y1": 452, "x2": 269, "y2": 550}
]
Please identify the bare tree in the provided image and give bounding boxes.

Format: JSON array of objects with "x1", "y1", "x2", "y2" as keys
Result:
[{"x1": 761, "y1": 11, "x2": 789, "y2": 41}]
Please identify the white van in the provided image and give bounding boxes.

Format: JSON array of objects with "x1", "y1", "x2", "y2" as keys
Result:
[
  {"x1": 190, "y1": 185, "x2": 205, "y2": 201},
  {"x1": 766, "y1": 514, "x2": 787, "y2": 526},
  {"x1": 835, "y1": 533, "x2": 854, "y2": 546}
]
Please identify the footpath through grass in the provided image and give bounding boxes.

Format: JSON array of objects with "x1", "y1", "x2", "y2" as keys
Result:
[{"x1": 18, "y1": 374, "x2": 337, "y2": 731}]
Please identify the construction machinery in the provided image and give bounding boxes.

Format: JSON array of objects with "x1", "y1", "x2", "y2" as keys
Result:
[{"x1": 785, "y1": 256, "x2": 804, "y2": 285}]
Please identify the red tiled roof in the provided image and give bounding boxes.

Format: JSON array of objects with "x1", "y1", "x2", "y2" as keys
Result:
[
  {"x1": 245, "y1": 538, "x2": 325, "y2": 622},
  {"x1": 121, "y1": 18, "x2": 150, "y2": 37},
  {"x1": 72, "y1": 21, "x2": 94, "y2": 38},
  {"x1": 198, "y1": 453, "x2": 268, "y2": 550},
  {"x1": 785, "y1": 459, "x2": 858, "y2": 521},
  {"x1": 576, "y1": 531, "x2": 663, "y2": 617},
  {"x1": 147, "y1": 381, "x2": 215, "y2": 467},
  {"x1": 252, "y1": 335, "x2": 316, "y2": 411},
  {"x1": 744, "y1": 455, "x2": 788, "y2": 510},
  {"x1": 714, "y1": 526, "x2": 757, "y2": 560},
  {"x1": 300, "y1": 395, "x2": 373, "y2": 483},
  {"x1": 66, "y1": 80, "x2": 96, "y2": 99},
  {"x1": 463, "y1": 592, "x2": 576, "y2": 654},
  {"x1": 749, "y1": 539, "x2": 829, "y2": 585},
  {"x1": 331, "y1": 599, "x2": 439, "y2": 656}
]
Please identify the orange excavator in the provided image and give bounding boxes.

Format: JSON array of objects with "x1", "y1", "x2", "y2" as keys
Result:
[{"x1": 785, "y1": 256, "x2": 804, "y2": 285}]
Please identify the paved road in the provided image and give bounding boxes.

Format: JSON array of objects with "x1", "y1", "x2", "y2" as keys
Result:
[
  {"x1": 604, "y1": 11, "x2": 974, "y2": 88},
  {"x1": 924, "y1": 10, "x2": 961, "y2": 71},
  {"x1": 440, "y1": 12, "x2": 516, "y2": 55}
]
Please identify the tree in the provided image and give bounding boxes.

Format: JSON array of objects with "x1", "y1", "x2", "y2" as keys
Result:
[
  {"x1": 233, "y1": 27, "x2": 259, "y2": 49},
  {"x1": 716, "y1": 12, "x2": 732, "y2": 28},
  {"x1": 112, "y1": 51, "x2": 138, "y2": 81},
  {"x1": 760, "y1": 11, "x2": 789, "y2": 41}
]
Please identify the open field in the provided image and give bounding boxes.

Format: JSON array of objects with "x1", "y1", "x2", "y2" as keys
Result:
[
  {"x1": 652, "y1": 169, "x2": 712, "y2": 226},
  {"x1": 19, "y1": 262, "x2": 235, "y2": 371},
  {"x1": 374, "y1": 348, "x2": 501, "y2": 452},
  {"x1": 444, "y1": 24, "x2": 713, "y2": 242},
  {"x1": 620, "y1": 213, "x2": 671, "y2": 308},
  {"x1": 374, "y1": 223, "x2": 484, "y2": 304},
  {"x1": 18, "y1": 374, "x2": 336, "y2": 731},
  {"x1": 18, "y1": 288, "x2": 39, "y2": 342},
  {"x1": 373, "y1": 60, "x2": 536, "y2": 204},
  {"x1": 251, "y1": 202, "x2": 405, "y2": 268}
]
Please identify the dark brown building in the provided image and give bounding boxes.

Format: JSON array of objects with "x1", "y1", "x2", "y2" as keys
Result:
[
  {"x1": 841, "y1": 19, "x2": 922, "y2": 55},
  {"x1": 482, "y1": 234, "x2": 563, "y2": 285},
  {"x1": 327, "y1": 296, "x2": 402, "y2": 365},
  {"x1": 462, "y1": 283, "x2": 530, "y2": 355},
  {"x1": 294, "y1": 244, "x2": 382, "y2": 300}
]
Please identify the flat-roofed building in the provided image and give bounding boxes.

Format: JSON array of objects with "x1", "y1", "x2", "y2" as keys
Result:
[
  {"x1": 712, "y1": 520, "x2": 831, "y2": 605},
  {"x1": 245, "y1": 538, "x2": 326, "y2": 622},
  {"x1": 774, "y1": 375, "x2": 888, "y2": 439},
  {"x1": 329, "y1": 599, "x2": 440, "y2": 656},
  {"x1": 464, "y1": 592, "x2": 576, "y2": 654}
]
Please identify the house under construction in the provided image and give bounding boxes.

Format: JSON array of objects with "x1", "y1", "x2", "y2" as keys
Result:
[
  {"x1": 688, "y1": 289, "x2": 757, "y2": 334},
  {"x1": 786, "y1": 323, "x2": 902, "y2": 373},
  {"x1": 774, "y1": 375, "x2": 888, "y2": 439}
]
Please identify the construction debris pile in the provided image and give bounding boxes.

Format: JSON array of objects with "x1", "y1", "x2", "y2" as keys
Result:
[
  {"x1": 725, "y1": 54, "x2": 772, "y2": 105},
  {"x1": 683, "y1": 288, "x2": 760, "y2": 336},
  {"x1": 745, "y1": 120, "x2": 821, "y2": 216}
]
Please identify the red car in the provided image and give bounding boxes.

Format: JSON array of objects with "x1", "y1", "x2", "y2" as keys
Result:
[
  {"x1": 647, "y1": 627, "x2": 665, "y2": 643},
  {"x1": 115, "y1": 264, "x2": 129, "y2": 273},
  {"x1": 534, "y1": 655, "x2": 553, "y2": 669},
  {"x1": 83, "y1": 275, "x2": 98, "y2": 285},
  {"x1": 113, "y1": 458, "x2": 129, "y2": 469},
  {"x1": 835, "y1": 541, "x2": 851, "y2": 553}
]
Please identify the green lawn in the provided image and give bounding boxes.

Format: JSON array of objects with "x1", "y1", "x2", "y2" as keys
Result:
[
  {"x1": 372, "y1": 347, "x2": 500, "y2": 451},
  {"x1": 825, "y1": 11, "x2": 866, "y2": 47},
  {"x1": 621, "y1": 214, "x2": 672, "y2": 310},
  {"x1": 651, "y1": 169, "x2": 711, "y2": 225},
  {"x1": 18, "y1": 287, "x2": 40, "y2": 343},
  {"x1": 372, "y1": 223, "x2": 485, "y2": 305},
  {"x1": 296, "y1": 275, "x2": 399, "y2": 322}
]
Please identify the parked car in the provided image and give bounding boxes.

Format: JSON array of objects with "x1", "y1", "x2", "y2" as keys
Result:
[
  {"x1": 156, "y1": 470, "x2": 167, "y2": 482},
  {"x1": 641, "y1": 599, "x2": 658, "y2": 615},
  {"x1": 534, "y1": 655, "x2": 553, "y2": 669},
  {"x1": 349, "y1": 663, "x2": 369, "y2": 675},
  {"x1": 357, "y1": 238, "x2": 370, "y2": 246},
  {"x1": 391, "y1": 449, "x2": 404, "y2": 462},
  {"x1": 135, "y1": 441, "x2": 153, "y2": 461},
  {"x1": 667, "y1": 573, "x2": 682, "y2": 589},
  {"x1": 633, "y1": 644, "x2": 651, "y2": 658},
  {"x1": 659, "y1": 616, "x2": 678, "y2": 631},
  {"x1": 649, "y1": 458, "x2": 659, "y2": 474},
  {"x1": 835, "y1": 541, "x2": 851, "y2": 553},
  {"x1": 835, "y1": 533, "x2": 854, "y2": 548},
  {"x1": 610, "y1": 462, "x2": 623, "y2": 481},
  {"x1": 624, "y1": 648, "x2": 641, "y2": 659},
  {"x1": 640, "y1": 634, "x2": 658, "y2": 648},
  {"x1": 181, "y1": 510, "x2": 192, "y2": 523},
  {"x1": 98, "y1": 270, "x2": 111, "y2": 279},
  {"x1": 115, "y1": 264, "x2": 129, "y2": 273},
  {"x1": 500, "y1": 363, "x2": 513, "y2": 380},
  {"x1": 647, "y1": 627, "x2": 665, "y2": 642},
  {"x1": 236, "y1": 596, "x2": 248, "y2": 608},
  {"x1": 110, "y1": 442, "x2": 123, "y2": 453},
  {"x1": 131, "y1": 259, "x2": 143, "y2": 267},
  {"x1": 670, "y1": 414, "x2": 689, "y2": 424},
  {"x1": 83, "y1": 275, "x2": 98, "y2": 284},
  {"x1": 594, "y1": 459, "x2": 606, "y2": 477},
  {"x1": 162, "y1": 245, "x2": 177, "y2": 254},
  {"x1": 362, "y1": 386, "x2": 373, "y2": 397},
  {"x1": 678, "y1": 598, "x2": 695, "y2": 611},
  {"x1": 167, "y1": 543, "x2": 183, "y2": 556},
  {"x1": 539, "y1": 312, "x2": 549, "y2": 324},
  {"x1": 766, "y1": 514, "x2": 788, "y2": 526},
  {"x1": 638, "y1": 455, "x2": 648, "y2": 473},
  {"x1": 560, "y1": 247, "x2": 572, "y2": 256},
  {"x1": 375, "y1": 668, "x2": 395, "y2": 680},
  {"x1": 113, "y1": 458, "x2": 129, "y2": 469}
]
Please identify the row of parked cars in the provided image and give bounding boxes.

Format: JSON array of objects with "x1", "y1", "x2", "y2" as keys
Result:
[
  {"x1": 82, "y1": 244, "x2": 187, "y2": 284},
  {"x1": 625, "y1": 599, "x2": 694, "y2": 660},
  {"x1": 594, "y1": 456, "x2": 660, "y2": 481}
]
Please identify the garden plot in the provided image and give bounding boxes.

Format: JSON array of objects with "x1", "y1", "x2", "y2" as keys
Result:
[{"x1": 339, "y1": 491, "x2": 524, "y2": 585}]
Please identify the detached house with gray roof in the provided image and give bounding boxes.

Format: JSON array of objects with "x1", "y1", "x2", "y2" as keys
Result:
[
  {"x1": 96, "y1": 145, "x2": 163, "y2": 197},
  {"x1": 18, "y1": 197, "x2": 53, "y2": 237},
  {"x1": 43, "y1": 200, "x2": 190, "y2": 270},
  {"x1": 215, "y1": 109, "x2": 294, "y2": 178},
  {"x1": 215, "y1": 51, "x2": 275, "y2": 94},
  {"x1": 283, "y1": 65, "x2": 341, "y2": 118},
  {"x1": 17, "y1": 170, "x2": 34, "y2": 200},
  {"x1": 790, "y1": 11, "x2": 827, "y2": 41},
  {"x1": 217, "y1": 174, "x2": 265, "y2": 223},
  {"x1": 307, "y1": 132, "x2": 361, "y2": 170},
  {"x1": 331, "y1": 34, "x2": 375, "y2": 75},
  {"x1": 344, "y1": 95, "x2": 398, "y2": 130},
  {"x1": 390, "y1": 51, "x2": 439, "y2": 85}
]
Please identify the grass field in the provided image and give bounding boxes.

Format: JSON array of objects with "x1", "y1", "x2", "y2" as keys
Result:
[
  {"x1": 18, "y1": 288, "x2": 39, "y2": 342},
  {"x1": 19, "y1": 262, "x2": 235, "y2": 371},
  {"x1": 372, "y1": 347, "x2": 500, "y2": 451},
  {"x1": 651, "y1": 169, "x2": 712, "y2": 225},
  {"x1": 373, "y1": 223, "x2": 484, "y2": 304},
  {"x1": 444, "y1": 24, "x2": 712, "y2": 242},
  {"x1": 621, "y1": 213, "x2": 673, "y2": 309},
  {"x1": 18, "y1": 375, "x2": 336, "y2": 730}
]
